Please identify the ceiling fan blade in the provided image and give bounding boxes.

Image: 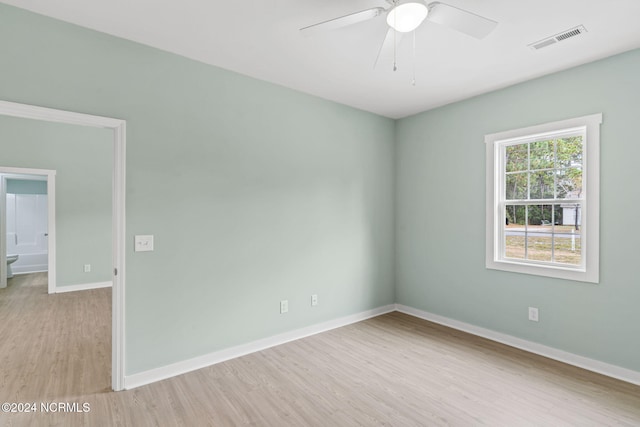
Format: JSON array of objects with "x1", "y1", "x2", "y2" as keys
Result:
[
  {"x1": 300, "y1": 7, "x2": 386, "y2": 35},
  {"x1": 426, "y1": 2, "x2": 497, "y2": 39},
  {"x1": 374, "y1": 28, "x2": 403, "y2": 70}
]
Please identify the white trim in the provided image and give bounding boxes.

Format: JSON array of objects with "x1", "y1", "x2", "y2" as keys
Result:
[
  {"x1": 0, "y1": 173, "x2": 46, "y2": 181},
  {"x1": 0, "y1": 176, "x2": 6, "y2": 289},
  {"x1": 396, "y1": 304, "x2": 640, "y2": 387},
  {"x1": 0, "y1": 100, "x2": 126, "y2": 392},
  {"x1": 485, "y1": 113, "x2": 602, "y2": 283},
  {"x1": 55, "y1": 281, "x2": 112, "y2": 293},
  {"x1": 0, "y1": 168, "x2": 56, "y2": 292},
  {"x1": 47, "y1": 174, "x2": 57, "y2": 294},
  {"x1": 11, "y1": 267, "x2": 49, "y2": 275},
  {"x1": 111, "y1": 119, "x2": 127, "y2": 393},
  {"x1": 124, "y1": 304, "x2": 396, "y2": 390},
  {"x1": 0, "y1": 100, "x2": 124, "y2": 128}
]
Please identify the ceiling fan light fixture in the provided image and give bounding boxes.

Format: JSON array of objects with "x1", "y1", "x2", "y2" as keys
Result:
[{"x1": 386, "y1": 2, "x2": 429, "y2": 33}]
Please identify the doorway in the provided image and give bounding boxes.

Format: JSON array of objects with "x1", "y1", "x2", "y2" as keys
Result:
[
  {"x1": 0, "y1": 169, "x2": 56, "y2": 292},
  {"x1": 0, "y1": 100, "x2": 126, "y2": 391}
]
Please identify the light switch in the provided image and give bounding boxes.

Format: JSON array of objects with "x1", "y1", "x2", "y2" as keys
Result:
[{"x1": 134, "y1": 235, "x2": 154, "y2": 252}]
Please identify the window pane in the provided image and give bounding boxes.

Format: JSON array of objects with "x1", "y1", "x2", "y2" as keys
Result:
[
  {"x1": 556, "y1": 137, "x2": 583, "y2": 168},
  {"x1": 505, "y1": 204, "x2": 525, "y2": 226},
  {"x1": 504, "y1": 205, "x2": 525, "y2": 260},
  {"x1": 505, "y1": 144, "x2": 528, "y2": 172},
  {"x1": 553, "y1": 204, "x2": 563, "y2": 225},
  {"x1": 556, "y1": 168, "x2": 582, "y2": 199},
  {"x1": 525, "y1": 204, "x2": 553, "y2": 262},
  {"x1": 529, "y1": 171, "x2": 554, "y2": 199},
  {"x1": 505, "y1": 235, "x2": 526, "y2": 260},
  {"x1": 526, "y1": 204, "x2": 553, "y2": 226},
  {"x1": 506, "y1": 173, "x2": 527, "y2": 200},
  {"x1": 526, "y1": 233, "x2": 552, "y2": 262},
  {"x1": 530, "y1": 140, "x2": 554, "y2": 170},
  {"x1": 560, "y1": 203, "x2": 581, "y2": 228},
  {"x1": 553, "y1": 231, "x2": 581, "y2": 265}
]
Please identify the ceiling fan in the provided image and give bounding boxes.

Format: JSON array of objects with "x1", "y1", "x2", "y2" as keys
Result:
[{"x1": 300, "y1": 1, "x2": 498, "y2": 74}]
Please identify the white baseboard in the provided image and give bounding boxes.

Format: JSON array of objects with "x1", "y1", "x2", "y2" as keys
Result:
[
  {"x1": 12, "y1": 266, "x2": 48, "y2": 275},
  {"x1": 396, "y1": 304, "x2": 640, "y2": 387},
  {"x1": 123, "y1": 302, "x2": 640, "y2": 390},
  {"x1": 55, "y1": 281, "x2": 112, "y2": 293},
  {"x1": 124, "y1": 304, "x2": 396, "y2": 390}
]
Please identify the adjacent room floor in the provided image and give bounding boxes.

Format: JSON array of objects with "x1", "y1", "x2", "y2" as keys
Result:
[{"x1": 1, "y1": 273, "x2": 639, "y2": 426}]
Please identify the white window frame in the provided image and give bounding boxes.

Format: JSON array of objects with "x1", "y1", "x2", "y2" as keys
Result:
[{"x1": 485, "y1": 113, "x2": 602, "y2": 283}]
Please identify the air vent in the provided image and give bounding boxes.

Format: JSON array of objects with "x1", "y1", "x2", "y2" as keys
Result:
[{"x1": 528, "y1": 25, "x2": 587, "y2": 50}]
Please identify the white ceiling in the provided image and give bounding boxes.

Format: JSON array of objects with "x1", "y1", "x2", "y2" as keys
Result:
[{"x1": 3, "y1": 0, "x2": 640, "y2": 118}]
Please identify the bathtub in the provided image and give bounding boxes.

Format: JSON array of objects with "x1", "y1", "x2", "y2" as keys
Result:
[{"x1": 10, "y1": 252, "x2": 48, "y2": 275}]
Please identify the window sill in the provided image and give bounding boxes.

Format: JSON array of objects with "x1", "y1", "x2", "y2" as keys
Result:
[{"x1": 486, "y1": 258, "x2": 597, "y2": 283}]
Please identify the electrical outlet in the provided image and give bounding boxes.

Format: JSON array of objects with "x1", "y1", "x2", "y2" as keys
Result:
[
  {"x1": 528, "y1": 307, "x2": 539, "y2": 322},
  {"x1": 83, "y1": 264, "x2": 91, "y2": 273},
  {"x1": 280, "y1": 300, "x2": 289, "y2": 314},
  {"x1": 134, "y1": 235, "x2": 154, "y2": 252},
  {"x1": 311, "y1": 294, "x2": 318, "y2": 306}
]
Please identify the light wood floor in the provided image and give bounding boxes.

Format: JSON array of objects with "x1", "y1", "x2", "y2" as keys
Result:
[{"x1": 1, "y1": 273, "x2": 640, "y2": 426}]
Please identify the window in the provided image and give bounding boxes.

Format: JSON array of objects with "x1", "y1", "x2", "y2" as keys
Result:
[{"x1": 485, "y1": 114, "x2": 601, "y2": 283}]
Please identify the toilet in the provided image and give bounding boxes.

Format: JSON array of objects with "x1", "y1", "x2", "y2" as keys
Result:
[{"x1": 6, "y1": 254, "x2": 19, "y2": 279}]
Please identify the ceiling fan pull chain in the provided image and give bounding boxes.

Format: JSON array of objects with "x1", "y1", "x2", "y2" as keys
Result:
[
  {"x1": 393, "y1": 0, "x2": 397, "y2": 71},
  {"x1": 393, "y1": 33, "x2": 397, "y2": 71},
  {"x1": 412, "y1": 30, "x2": 416, "y2": 86}
]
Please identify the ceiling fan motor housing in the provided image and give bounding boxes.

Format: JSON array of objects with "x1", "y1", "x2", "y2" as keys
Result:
[{"x1": 386, "y1": 2, "x2": 430, "y2": 33}]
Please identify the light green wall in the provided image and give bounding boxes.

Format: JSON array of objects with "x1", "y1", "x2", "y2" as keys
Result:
[
  {"x1": 6, "y1": 179, "x2": 48, "y2": 195},
  {"x1": 0, "y1": 116, "x2": 113, "y2": 286},
  {"x1": 3, "y1": 2, "x2": 636, "y2": 379},
  {"x1": 0, "y1": 4, "x2": 395, "y2": 374},
  {"x1": 396, "y1": 49, "x2": 640, "y2": 372}
]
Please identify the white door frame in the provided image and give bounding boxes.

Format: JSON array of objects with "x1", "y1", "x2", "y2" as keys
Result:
[
  {"x1": 1, "y1": 175, "x2": 6, "y2": 289},
  {"x1": 0, "y1": 170, "x2": 56, "y2": 292},
  {"x1": 0, "y1": 100, "x2": 126, "y2": 391}
]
